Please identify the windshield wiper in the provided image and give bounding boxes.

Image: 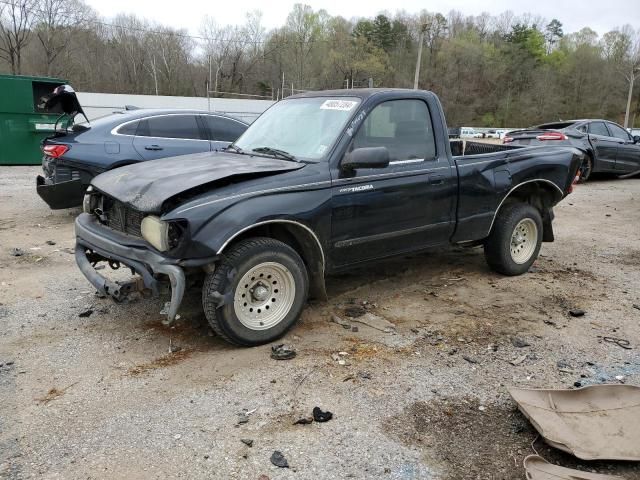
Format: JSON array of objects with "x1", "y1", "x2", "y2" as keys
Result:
[
  {"x1": 226, "y1": 143, "x2": 244, "y2": 154},
  {"x1": 251, "y1": 146, "x2": 298, "y2": 162}
]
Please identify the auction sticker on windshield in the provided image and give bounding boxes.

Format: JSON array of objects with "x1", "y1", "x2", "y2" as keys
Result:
[{"x1": 320, "y1": 100, "x2": 358, "y2": 111}]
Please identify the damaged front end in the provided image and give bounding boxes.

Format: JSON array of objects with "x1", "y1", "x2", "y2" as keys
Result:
[{"x1": 75, "y1": 189, "x2": 215, "y2": 324}]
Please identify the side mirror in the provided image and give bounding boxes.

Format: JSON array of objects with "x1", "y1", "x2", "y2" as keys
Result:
[
  {"x1": 633, "y1": 135, "x2": 640, "y2": 144},
  {"x1": 342, "y1": 147, "x2": 390, "y2": 170}
]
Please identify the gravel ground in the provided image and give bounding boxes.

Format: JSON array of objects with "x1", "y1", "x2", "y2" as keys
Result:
[{"x1": 1, "y1": 166, "x2": 640, "y2": 480}]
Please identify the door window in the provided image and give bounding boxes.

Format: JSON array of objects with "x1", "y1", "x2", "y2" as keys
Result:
[
  {"x1": 607, "y1": 123, "x2": 632, "y2": 142},
  {"x1": 203, "y1": 115, "x2": 247, "y2": 142},
  {"x1": 352, "y1": 99, "x2": 436, "y2": 162},
  {"x1": 588, "y1": 122, "x2": 610, "y2": 137},
  {"x1": 137, "y1": 115, "x2": 203, "y2": 140}
]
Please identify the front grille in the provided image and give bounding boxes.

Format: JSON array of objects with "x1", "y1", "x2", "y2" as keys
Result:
[{"x1": 102, "y1": 197, "x2": 144, "y2": 238}]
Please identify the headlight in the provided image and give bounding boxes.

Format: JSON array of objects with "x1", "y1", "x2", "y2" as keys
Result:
[{"x1": 141, "y1": 215, "x2": 170, "y2": 251}]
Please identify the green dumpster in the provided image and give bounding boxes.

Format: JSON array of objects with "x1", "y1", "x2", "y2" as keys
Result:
[{"x1": 0, "y1": 74, "x2": 67, "y2": 165}]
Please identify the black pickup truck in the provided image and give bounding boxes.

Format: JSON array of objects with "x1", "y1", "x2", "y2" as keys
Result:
[{"x1": 75, "y1": 89, "x2": 583, "y2": 346}]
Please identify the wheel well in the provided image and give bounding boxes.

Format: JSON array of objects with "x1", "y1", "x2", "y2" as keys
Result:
[
  {"x1": 220, "y1": 222, "x2": 327, "y2": 300},
  {"x1": 498, "y1": 181, "x2": 562, "y2": 242}
]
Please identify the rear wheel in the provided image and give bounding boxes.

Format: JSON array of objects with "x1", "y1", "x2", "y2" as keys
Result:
[
  {"x1": 202, "y1": 237, "x2": 308, "y2": 346},
  {"x1": 484, "y1": 203, "x2": 542, "y2": 276},
  {"x1": 578, "y1": 155, "x2": 593, "y2": 182}
]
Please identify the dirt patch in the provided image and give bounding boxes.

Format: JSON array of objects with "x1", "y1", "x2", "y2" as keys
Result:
[
  {"x1": 384, "y1": 398, "x2": 535, "y2": 479},
  {"x1": 35, "y1": 382, "x2": 78, "y2": 405},
  {"x1": 127, "y1": 349, "x2": 194, "y2": 376},
  {"x1": 385, "y1": 398, "x2": 640, "y2": 479}
]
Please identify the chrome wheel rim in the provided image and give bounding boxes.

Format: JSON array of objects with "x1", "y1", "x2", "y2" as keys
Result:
[
  {"x1": 234, "y1": 262, "x2": 296, "y2": 330},
  {"x1": 510, "y1": 218, "x2": 538, "y2": 264}
]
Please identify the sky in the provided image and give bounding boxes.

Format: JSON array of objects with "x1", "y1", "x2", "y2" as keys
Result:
[{"x1": 84, "y1": 0, "x2": 638, "y2": 37}]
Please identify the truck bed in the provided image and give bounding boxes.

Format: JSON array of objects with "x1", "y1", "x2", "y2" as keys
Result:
[{"x1": 450, "y1": 141, "x2": 581, "y2": 243}]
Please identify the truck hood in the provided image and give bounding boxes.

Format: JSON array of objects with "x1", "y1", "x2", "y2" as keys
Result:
[{"x1": 91, "y1": 152, "x2": 304, "y2": 212}]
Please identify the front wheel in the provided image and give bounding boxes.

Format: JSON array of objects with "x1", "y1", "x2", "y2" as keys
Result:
[
  {"x1": 484, "y1": 203, "x2": 543, "y2": 276},
  {"x1": 202, "y1": 237, "x2": 309, "y2": 346}
]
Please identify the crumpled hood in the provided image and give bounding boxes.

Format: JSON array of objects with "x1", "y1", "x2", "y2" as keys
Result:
[{"x1": 91, "y1": 151, "x2": 303, "y2": 211}]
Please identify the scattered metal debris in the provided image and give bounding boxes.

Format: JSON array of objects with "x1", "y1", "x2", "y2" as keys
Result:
[
  {"x1": 599, "y1": 336, "x2": 632, "y2": 350},
  {"x1": 237, "y1": 413, "x2": 249, "y2": 425},
  {"x1": 270, "y1": 451, "x2": 289, "y2": 468},
  {"x1": 569, "y1": 309, "x2": 585, "y2": 317},
  {"x1": 293, "y1": 417, "x2": 313, "y2": 425},
  {"x1": 78, "y1": 308, "x2": 93, "y2": 318},
  {"x1": 10, "y1": 248, "x2": 24, "y2": 257},
  {"x1": 350, "y1": 312, "x2": 396, "y2": 333},
  {"x1": 270, "y1": 344, "x2": 296, "y2": 360},
  {"x1": 45, "y1": 240, "x2": 56, "y2": 246},
  {"x1": 240, "y1": 438, "x2": 253, "y2": 447},
  {"x1": 509, "y1": 385, "x2": 640, "y2": 460},
  {"x1": 523, "y1": 455, "x2": 623, "y2": 480},
  {"x1": 312, "y1": 407, "x2": 333, "y2": 423}
]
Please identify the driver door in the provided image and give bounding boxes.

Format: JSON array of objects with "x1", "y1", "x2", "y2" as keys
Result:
[{"x1": 329, "y1": 99, "x2": 456, "y2": 268}]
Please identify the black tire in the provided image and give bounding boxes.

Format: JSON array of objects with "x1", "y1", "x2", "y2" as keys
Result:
[
  {"x1": 202, "y1": 237, "x2": 308, "y2": 346},
  {"x1": 578, "y1": 155, "x2": 593, "y2": 183},
  {"x1": 484, "y1": 203, "x2": 543, "y2": 276}
]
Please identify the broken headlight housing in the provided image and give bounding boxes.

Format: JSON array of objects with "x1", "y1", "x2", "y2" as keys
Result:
[
  {"x1": 140, "y1": 216, "x2": 186, "y2": 252},
  {"x1": 82, "y1": 186, "x2": 98, "y2": 213}
]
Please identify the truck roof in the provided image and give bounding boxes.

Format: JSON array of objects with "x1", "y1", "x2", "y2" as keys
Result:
[{"x1": 288, "y1": 88, "x2": 428, "y2": 100}]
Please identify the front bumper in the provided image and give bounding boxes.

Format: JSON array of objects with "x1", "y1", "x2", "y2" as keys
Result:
[
  {"x1": 74, "y1": 213, "x2": 186, "y2": 322},
  {"x1": 37, "y1": 175, "x2": 85, "y2": 209}
]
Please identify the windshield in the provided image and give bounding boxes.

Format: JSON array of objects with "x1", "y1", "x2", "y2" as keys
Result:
[{"x1": 234, "y1": 97, "x2": 361, "y2": 161}]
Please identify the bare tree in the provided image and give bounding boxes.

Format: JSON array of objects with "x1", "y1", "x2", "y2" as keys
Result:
[
  {"x1": 0, "y1": 0, "x2": 37, "y2": 74},
  {"x1": 33, "y1": 0, "x2": 95, "y2": 76}
]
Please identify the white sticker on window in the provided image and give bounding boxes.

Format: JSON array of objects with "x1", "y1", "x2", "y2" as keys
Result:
[{"x1": 320, "y1": 100, "x2": 358, "y2": 111}]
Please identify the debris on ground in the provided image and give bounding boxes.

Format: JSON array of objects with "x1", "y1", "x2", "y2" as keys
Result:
[
  {"x1": 237, "y1": 413, "x2": 249, "y2": 425},
  {"x1": 350, "y1": 312, "x2": 396, "y2": 333},
  {"x1": 510, "y1": 355, "x2": 527, "y2": 366},
  {"x1": 523, "y1": 455, "x2": 623, "y2": 480},
  {"x1": 270, "y1": 451, "x2": 289, "y2": 468},
  {"x1": 633, "y1": 304, "x2": 640, "y2": 311},
  {"x1": 35, "y1": 382, "x2": 78, "y2": 405},
  {"x1": 293, "y1": 416, "x2": 313, "y2": 425},
  {"x1": 511, "y1": 337, "x2": 530, "y2": 348},
  {"x1": 270, "y1": 344, "x2": 296, "y2": 360},
  {"x1": 343, "y1": 305, "x2": 366, "y2": 318},
  {"x1": 10, "y1": 248, "x2": 25, "y2": 257},
  {"x1": 330, "y1": 314, "x2": 351, "y2": 329},
  {"x1": 45, "y1": 240, "x2": 56, "y2": 246},
  {"x1": 78, "y1": 308, "x2": 93, "y2": 318},
  {"x1": 462, "y1": 355, "x2": 478, "y2": 364},
  {"x1": 569, "y1": 309, "x2": 585, "y2": 317},
  {"x1": 312, "y1": 407, "x2": 333, "y2": 422},
  {"x1": 509, "y1": 385, "x2": 640, "y2": 460},
  {"x1": 240, "y1": 439, "x2": 253, "y2": 447},
  {"x1": 599, "y1": 336, "x2": 632, "y2": 350},
  {"x1": 169, "y1": 339, "x2": 182, "y2": 353}
]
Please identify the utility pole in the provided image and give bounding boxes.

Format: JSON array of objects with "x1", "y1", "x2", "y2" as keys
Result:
[
  {"x1": 624, "y1": 66, "x2": 639, "y2": 128},
  {"x1": 413, "y1": 23, "x2": 428, "y2": 90}
]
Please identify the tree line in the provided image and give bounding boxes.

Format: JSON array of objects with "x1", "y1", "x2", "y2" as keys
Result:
[{"x1": 1, "y1": 0, "x2": 639, "y2": 128}]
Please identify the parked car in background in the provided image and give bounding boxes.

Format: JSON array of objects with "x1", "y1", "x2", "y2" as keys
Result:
[
  {"x1": 505, "y1": 120, "x2": 640, "y2": 181},
  {"x1": 460, "y1": 127, "x2": 483, "y2": 138},
  {"x1": 36, "y1": 89, "x2": 248, "y2": 209},
  {"x1": 74, "y1": 88, "x2": 582, "y2": 346}
]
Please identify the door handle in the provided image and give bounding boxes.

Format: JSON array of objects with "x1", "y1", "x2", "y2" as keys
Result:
[
  {"x1": 429, "y1": 174, "x2": 445, "y2": 185},
  {"x1": 144, "y1": 145, "x2": 163, "y2": 151}
]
